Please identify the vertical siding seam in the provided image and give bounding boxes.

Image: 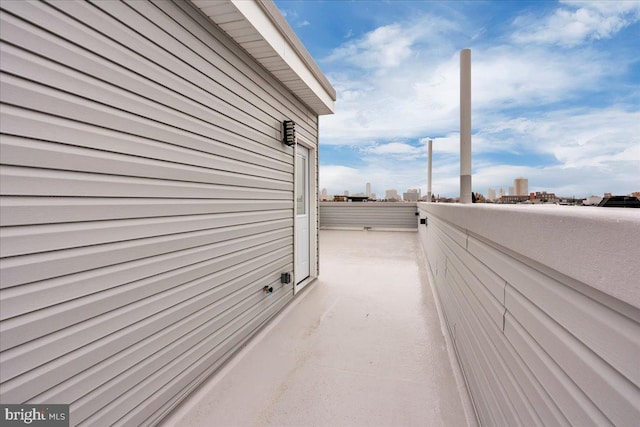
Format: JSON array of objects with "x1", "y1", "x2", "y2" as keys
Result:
[{"x1": 503, "y1": 281, "x2": 508, "y2": 333}]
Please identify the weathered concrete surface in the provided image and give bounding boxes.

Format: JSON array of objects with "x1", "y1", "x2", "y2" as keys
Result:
[{"x1": 162, "y1": 230, "x2": 473, "y2": 427}]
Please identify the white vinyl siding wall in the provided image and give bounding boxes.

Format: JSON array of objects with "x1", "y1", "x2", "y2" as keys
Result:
[
  {"x1": 418, "y1": 204, "x2": 640, "y2": 426},
  {"x1": 0, "y1": 1, "x2": 318, "y2": 425},
  {"x1": 319, "y1": 202, "x2": 418, "y2": 230}
]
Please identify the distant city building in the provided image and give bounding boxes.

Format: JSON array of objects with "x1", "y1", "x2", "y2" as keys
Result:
[
  {"x1": 499, "y1": 195, "x2": 529, "y2": 204},
  {"x1": 366, "y1": 182, "x2": 371, "y2": 197},
  {"x1": 403, "y1": 188, "x2": 421, "y2": 202},
  {"x1": 583, "y1": 195, "x2": 603, "y2": 206},
  {"x1": 385, "y1": 189, "x2": 400, "y2": 201},
  {"x1": 320, "y1": 188, "x2": 331, "y2": 201},
  {"x1": 344, "y1": 190, "x2": 349, "y2": 196},
  {"x1": 403, "y1": 192, "x2": 419, "y2": 202},
  {"x1": 370, "y1": 193, "x2": 377, "y2": 200},
  {"x1": 487, "y1": 188, "x2": 497, "y2": 201},
  {"x1": 509, "y1": 186, "x2": 515, "y2": 196},
  {"x1": 498, "y1": 191, "x2": 557, "y2": 204},
  {"x1": 514, "y1": 177, "x2": 528, "y2": 196},
  {"x1": 532, "y1": 191, "x2": 559, "y2": 204},
  {"x1": 498, "y1": 188, "x2": 505, "y2": 198}
]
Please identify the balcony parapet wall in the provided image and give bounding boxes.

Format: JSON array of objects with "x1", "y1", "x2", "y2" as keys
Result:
[
  {"x1": 320, "y1": 202, "x2": 418, "y2": 230},
  {"x1": 417, "y1": 203, "x2": 640, "y2": 426}
]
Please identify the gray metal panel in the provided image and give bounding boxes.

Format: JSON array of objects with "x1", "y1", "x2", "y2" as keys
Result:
[
  {"x1": 0, "y1": 1, "x2": 318, "y2": 425},
  {"x1": 418, "y1": 204, "x2": 640, "y2": 427},
  {"x1": 320, "y1": 202, "x2": 418, "y2": 229}
]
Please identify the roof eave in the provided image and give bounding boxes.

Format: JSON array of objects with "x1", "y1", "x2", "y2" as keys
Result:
[{"x1": 190, "y1": 0, "x2": 335, "y2": 116}]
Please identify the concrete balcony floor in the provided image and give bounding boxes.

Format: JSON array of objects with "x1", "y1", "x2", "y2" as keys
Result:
[{"x1": 164, "y1": 230, "x2": 474, "y2": 427}]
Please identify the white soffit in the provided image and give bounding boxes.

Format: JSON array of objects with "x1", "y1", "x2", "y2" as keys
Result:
[{"x1": 191, "y1": 0, "x2": 336, "y2": 115}]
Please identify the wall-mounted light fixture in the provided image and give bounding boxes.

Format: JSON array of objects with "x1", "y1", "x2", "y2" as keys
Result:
[
  {"x1": 283, "y1": 120, "x2": 295, "y2": 146},
  {"x1": 281, "y1": 272, "x2": 291, "y2": 284}
]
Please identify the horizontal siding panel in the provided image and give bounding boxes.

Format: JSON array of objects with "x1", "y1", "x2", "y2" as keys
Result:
[
  {"x1": 1, "y1": 218, "x2": 291, "y2": 288},
  {"x1": 492, "y1": 315, "x2": 570, "y2": 426},
  {"x1": 130, "y1": 289, "x2": 292, "y2": 427},
  {"x1": 469, "y1": 234, "x2": 640, "y2": 389},
  {"x1": 454, "y1": 324, "x2": 511, "y2": 426},
  {"x1": 156, "y1": 0, "x2": 319, "y2": 140},
  {"x1": 0, "y1": 2, "x2": 285, "y2": 142},
  {"x1": 0, "y1": 103, "x2": 289, "y2": 175},
  {"x1": 2, "y1": 0, "x2": 317, "y2": 145},
  {"x1": 431, "y1": 217, "x2": 505, "y2": 304},
  {"x1": 0, "y1": 166, "x2": 290, "y2": 200},
  {"x1": 0, "y1": 262, "x2": 286, "y2": 411},
  {"x1": 0, "y1": 237, "x2": 292, "y2": 348},
  {"x1": 448, "y1": 267, "x2": 543, "y2": 425},
  {"x1": 504, "y1": 313, "x2": 609, "y2": 426},
  {"x1": 1, "y1": 208, "x2": 289, "y2": 257},
  {"x1": 0, "y1": 74, "x2": 291, "y2": 165},
  {"x1": 320, "y1": 203, "x2": 418, "y2": 229},
  {"x1": 435, "y1": 264, "x2": 501, "y2": 426},
  {"x1": 0, "y1": 243, "x2": 292, "y2": 391},
  {"x1": 1, "y1": 107, "x2": 290, "y2": 180},
  {"x1": 429, "y1": 216, "x2": 467, "y2": 250},
  {"x1": 438, "y1": 233, "x2": 504, "y2": 330},
  {"x1": 0, "y1": 137, "x2": 290, "y2": 192},
  {"x1": 97, "y1": 0, "x2": 288, "y2": 121},
  {"x1": 29, "y1": 259, "x2": 290, "y2": 409},
  {"x1": 0, "y1": 228, "x2": 291, "y2": 319},
  {"x1": 51, "y1": 0, "x2": 316, "y2": 143},
  {"x1": 0, "y1": 70, "x2": 286, "y2": 164},
  {"x1": 430, "y1": 223, "x2": 534, "y2": 425},
  {"x1": 83, "y1": 288, "x2": 293, "y2": 427},
  {"x1": 0, "y1": 197, "x2": 291, "y2": 226},
  {"x1": 506, "y1": 286, "x2": 640, "y2": 425},
  {"x1": 0, "y1": 26, "x2": 279, "y2": 144}
]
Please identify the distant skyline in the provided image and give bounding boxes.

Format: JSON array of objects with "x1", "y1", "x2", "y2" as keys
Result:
[{"x1": 275, "y1": 0, "x2": 640, "y2": 198}]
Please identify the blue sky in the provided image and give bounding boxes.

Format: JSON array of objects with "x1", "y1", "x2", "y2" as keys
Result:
[{"x1": 275, "y1": 0, "x2": 640, "y2": 199}]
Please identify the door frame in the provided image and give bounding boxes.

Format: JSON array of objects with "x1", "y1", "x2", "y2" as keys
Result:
[{"x1": 293, "y1": 138, "x2": 318, "y2": 294}]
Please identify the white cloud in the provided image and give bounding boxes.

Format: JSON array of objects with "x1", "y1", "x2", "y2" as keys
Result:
[
  {"x1": 315, "y1": 2, "x2": 639, "y2": 198},
  {"x1": 362, "y1": 142, "x2": 420, "y2": 156},
  {"x1": 320, "y1": 44, "x2": 615, "y2": 146},
  {"x1": 321, "y1": 107, "x2": 640, "y2": 198},
  {"x1": 519, "y1": 108, "x2": 640, "y2": 167},
  {"x1": 512, "y1": 1, "x2": 640, "y2": 46},
  {"x1": 319, "y1": 165, "x2": 362, "y2": 193},
  {"x1": 279, "y1": 9, "x2": 311, "y2": 29},
  {"x1": 325, "y1": 23, "x2": 416, "y2": 70}
]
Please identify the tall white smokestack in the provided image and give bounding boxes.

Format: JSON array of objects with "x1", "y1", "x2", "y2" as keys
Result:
[
  {"x1": 460, "y1": 48, "x2": 472, "y2": 204},
  {"x1": 427, "y1": 139, "x2": 433, "y2": 203}
]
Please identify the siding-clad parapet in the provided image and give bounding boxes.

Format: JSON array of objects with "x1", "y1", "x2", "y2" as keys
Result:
[
  {"x1": 418, "y1": 203, "x2": 640, "y2": 426},
  {"x1": 320, "y1": 202, "x2": 418, "y2": 230}
]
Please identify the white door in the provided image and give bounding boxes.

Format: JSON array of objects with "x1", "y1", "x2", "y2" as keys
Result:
[{"x1": 295, "y1": 145, "x2": 310, "y2": 287}]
